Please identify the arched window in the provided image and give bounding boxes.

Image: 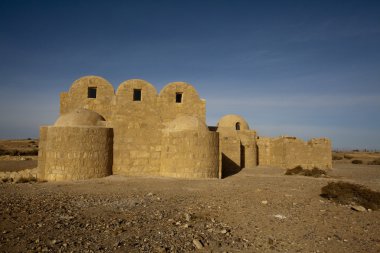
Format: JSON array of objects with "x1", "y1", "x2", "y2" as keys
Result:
[{"x1": 236, "y1": 122, "x2": 240, "y2": 130}]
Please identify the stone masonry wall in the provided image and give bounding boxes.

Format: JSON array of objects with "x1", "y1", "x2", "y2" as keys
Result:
[
  {"x1": 60, "y1": 76, "x2": 115, "y2": 120},
  {"x1": 160, "y1": 130, "x2": 219, "y2": 179},
  {"x1": 158, "y1": 82, "x2": 206, "y2": 124},
  {"x1": 238, "y1": 130, "x2": 258, "y2": 168},
  {"x1": 58, "y1": 76, "x2": 210, "y2": 178},
  {"x1": 218, "y1": 129, "x2": 241, "y2": 178},
  {"x1": 112, "y1": 79, "x2": 163, "y2": 176},
  {"x1": 257, "y1": 136, "x2": 332, "y2": 169},
  {"x1": 41, "y1": 126, "x2": 113, "y2": 181}
]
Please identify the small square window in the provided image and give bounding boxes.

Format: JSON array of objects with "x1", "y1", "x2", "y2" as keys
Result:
[
  {"x1": 88, "y1": 87, "x2": 97, "y2": 98},
  {"x1": 133, "y1": 89, "x2": 142, "y2": 101},
  {"x1": 176, "y1": 92, "x2": 183, "y2": 103}
]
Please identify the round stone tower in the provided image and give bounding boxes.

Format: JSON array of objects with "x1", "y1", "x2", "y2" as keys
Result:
[{"x1": 38, "y1": 109, "x2": 113, "y2": 181}]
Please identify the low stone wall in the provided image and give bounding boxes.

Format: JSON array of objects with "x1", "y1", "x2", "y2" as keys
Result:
[
  {"x1": 257, "y1": 136, "x2": 332, "y2": 169},
  {"x1": 39, "y1": 126, "x2": 113, "y2": 181}
]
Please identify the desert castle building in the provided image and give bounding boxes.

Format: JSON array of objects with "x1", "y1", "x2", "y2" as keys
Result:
[{"x1": 38, "y1": 76, "x2": 332, "y2": 181}]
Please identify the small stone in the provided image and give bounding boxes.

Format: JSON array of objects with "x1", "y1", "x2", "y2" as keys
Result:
[
  {"x1": 193, "y1": 239, "x2": 204, "y2": 249},
  {"x1": 147, "y1": 192, "x2": 153, "y2": 197},
  {"x1": 184, "y1": 213, "x2": 191, "y2": 222},
  {"x1": 221, "y1": 229, "x2": 227, "y2": 234},
  {"x1": 351, "y1": 205, "x2": 366, "y2": 212},
  {"x1": 261, "y1": 200, "x2": 268, "y2": 205},
  {"x1": 274, "y1": 214, "x2": 286, "y2": 220},
  {"x1": 154, "y1": 246, "x2": 166, "y2": 253}
]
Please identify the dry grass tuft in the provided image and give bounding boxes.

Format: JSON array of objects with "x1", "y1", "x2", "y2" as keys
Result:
[
  {"x1": 368, "y1": 158, "x2": 380, "y2": 165},
  {"x1": 344, "y1": 154, "x2": 354, "y2": 160},
  {"x1": 285, "y1": 166, "x2": 327, "y2": 178},
  {"x1": 332, "y1": 154, "x2": 343, "y2": 160},
  {"x1": 321, "y1": 181, "x2": 380, "y2": 210},
  {"x1": 16, "y1": 176, "x2": 37, "y2": 183},
  {"x1": 351, "y1": 160, "x2": 363, "y2": 164}
]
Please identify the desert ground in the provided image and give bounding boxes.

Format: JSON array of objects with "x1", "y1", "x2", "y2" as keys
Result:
[{"x1": 1, "y1": 139, "x2": 380, "y2": 253}]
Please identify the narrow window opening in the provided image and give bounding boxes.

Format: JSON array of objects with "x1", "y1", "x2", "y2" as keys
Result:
[
  {"x1": 133, "y1": 89, "x2": 142, "y2": 101},
  {"x1": 88, "y1": 87, "x2": 97, "y2": 98},
  {"x1": 176, "y1": 92, "x2": 183, "y2": 103},
  {"x1": 236, "y1": 122, "x2": 240, "y2": 130}
]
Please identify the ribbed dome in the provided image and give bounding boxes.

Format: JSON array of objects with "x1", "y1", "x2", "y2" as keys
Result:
[
  {"x1": 217, "y1": 114, "x2": 249, "y2": 130},
  {"x1": 54, "y1": 109, "x2": 106, "y2": 127}
]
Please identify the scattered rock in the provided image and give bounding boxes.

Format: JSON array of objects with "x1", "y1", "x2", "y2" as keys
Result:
[
  {"x1": 193, "y1": 239, "x2": 204, "y2": 249},
  {"x1": 351, "y1": 205, "x2": 366, "y2": 212},
  {"x1": 261, "y1": 200, "x2": 268, "y2": 205},
  {"x1": 274, "y1": 214, "x2": 287, "y2": 220},
  {"x1": 184, "y1": 212, "x2": 191, "y2": 221}
]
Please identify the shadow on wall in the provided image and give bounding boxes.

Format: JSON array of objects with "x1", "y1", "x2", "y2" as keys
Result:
[
  {"x1": 222, "y1": 153, "x2": 241, "y2": 178},
  {"x1": 107, "y1": 130, "x2": 114, "y2": 176},
  {"x1": 240, "y1": 144, "x2": 245, "y2": 169}
]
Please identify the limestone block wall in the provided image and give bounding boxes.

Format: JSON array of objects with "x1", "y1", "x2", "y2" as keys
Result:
[
  {"x1": 160, "y1": 129, "x2": 219, "y2": 179},
  {"x1": 37, "y1": 127, "x2": 48, "y2": 179},
  {"x1": 112, "y1": 79, "x2": 162, "y2": 176},
  {"x1": 216, "y1": 115, "x2": 258, "y2": 177},
  {"x1": 158, "y1": 82, "x2": 206, "y2": 124},
  {"x1": 60, "y1": 76, "x2": 115, "y2": 120},
  {"x1": 39, "y1": 126, "x2": 113, "y2": 181},
  {"x1": 257, "y1": 136, "x2": 332, "y2": 169},
  {"x1": 238, "y1": 130, "x2": 258, "y2": 168},
  {"x1": 218, "y1": 129, "x2": 241, "y2": 178}
]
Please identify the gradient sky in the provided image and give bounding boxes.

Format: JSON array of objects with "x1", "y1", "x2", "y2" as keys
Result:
[{"x1": 0, "y1": 0, "x2": 379, "y2": 150}]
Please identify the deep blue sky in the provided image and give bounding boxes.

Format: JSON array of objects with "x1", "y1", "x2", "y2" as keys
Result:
[{"x1": 0, "y1": 0, "x2": 379, "y2": 149}]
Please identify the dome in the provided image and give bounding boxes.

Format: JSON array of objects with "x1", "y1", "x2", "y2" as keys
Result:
[
  {"x1": 217, "y1": 114, "x2": 249, "y2": 130},
  {"x1": 165, "y1": 116, "x2": 208, "y2": 132},
  {"x1": 54, "y1": 109, "x2": 106, "y2": 127}
]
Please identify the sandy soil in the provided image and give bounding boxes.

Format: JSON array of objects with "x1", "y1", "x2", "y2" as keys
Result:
[{"x1": 1, "y1": 160, "x2": 380, "y2": 253}]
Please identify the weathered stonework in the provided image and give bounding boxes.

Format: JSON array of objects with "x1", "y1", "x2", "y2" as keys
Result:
[
  {"x1": 256, "y1": 136, "x2": 332, "y2": 169},
  {"x1": 38, "y1": 75, "x2": 332, "y2": 181}
]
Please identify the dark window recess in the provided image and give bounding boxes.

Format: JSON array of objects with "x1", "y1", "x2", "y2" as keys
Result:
[
  {"x1": 236, "y1": 122, "x2": 240, "y2": 130},
  {"x1": 176, "y1": 92, "x2": 183, "y2": 103},
  {"x1": 88, "y1": 87, "x2": 97, "y2": 98},
  {"x1": 133, "y1": 89, "x2": 142, "y2": 101}
]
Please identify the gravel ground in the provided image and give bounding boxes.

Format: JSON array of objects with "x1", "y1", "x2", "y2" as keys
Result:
[{"x1": 1, "y1": 162, "x2": 380, "y2": 253}]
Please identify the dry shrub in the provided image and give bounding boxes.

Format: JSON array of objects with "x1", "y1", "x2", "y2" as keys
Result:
[
  {"x1": 332, "y1": 154, "x2": 343, "y2": 160},
  {"x1": 285, "y1": 166, "x2": 327, "y2": 178},
  {"x1": 1, "y1": 177, "x2": 11, "y2": 183},
  {"x1": 368, "y1": 159, "x2": 380, "y2": 165},
  {"x1": 321, "y1": 181, "x2": 380, "y2": 210},
  {"x1": 16, "y1": 176, "x2": 37, "y2": 183},
  {"x1": 351, "y1": 159, "x2": 363, "y2": 164},
  {"x1": 0, "y1": 148, "x2": 38, "y2": 156},
  {"x1": 344, "y1": 154, "x2": 354, "y2": 160}
]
